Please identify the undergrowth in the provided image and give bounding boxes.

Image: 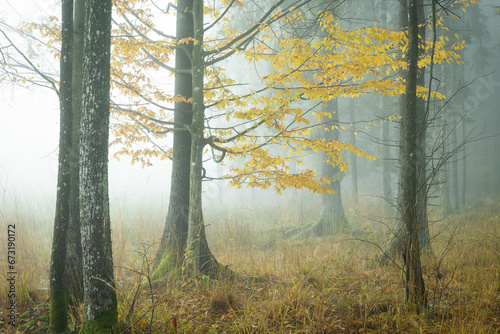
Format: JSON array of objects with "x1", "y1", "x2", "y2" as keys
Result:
[{"x1": 1, "y1": 197, "x2": 499, "y2": 333}]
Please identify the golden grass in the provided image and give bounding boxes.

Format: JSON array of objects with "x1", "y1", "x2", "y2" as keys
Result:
[{"x1": 1, "y1": 195, "x2": 499, "y2": 333}]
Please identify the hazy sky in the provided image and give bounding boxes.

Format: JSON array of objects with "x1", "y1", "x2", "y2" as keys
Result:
[{"x1": 0, "y1": 1, "x2": 175, "y2": 222}]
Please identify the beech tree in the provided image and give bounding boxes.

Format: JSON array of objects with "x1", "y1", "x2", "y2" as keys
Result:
[
  {"x1": 400, "y1": 0, "x2": 427, "y2": 311},
  {"x1": 49, "y1": 0, "x2": 73, "y2": 332},
  {"x1": 79, "y1": 0, "x2": 118, "y2": 331}
]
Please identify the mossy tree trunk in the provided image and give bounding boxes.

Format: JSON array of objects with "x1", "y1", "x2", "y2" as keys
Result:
[
  {"x1": 154, "y1": 0, "x2": 193, "y2": 280},
  {"x1": 49, "y1": 1, "x2": 73, "y2": 332},
  {"x1": 401, "y1": 0, "x2": 427, "y2": 312},
  {"x1": 79, "y1": 0, "x2": 118, "y2": 332}
]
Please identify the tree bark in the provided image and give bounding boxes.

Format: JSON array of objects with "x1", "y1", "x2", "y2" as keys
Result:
[
  {"x1": 65, "y1": 0, "x2": 84, "y2": 308},
  {"x1": 401, "y1": 0, "x2": 427, "y2": 312},
  {"x1": 379, "y1": 0, "x2": 430, "y2": 265},
  {"x1": 49, "y1": 1, "x2": 73, "y2": 332},
  {"x1": 79, "y1": 0, "x2": 118, "y2": 332},
  {"x1": 185, "y1": 0, "x2": 221, "y2": 278},
  {"x1": 415, "y1": 0, "x2": 430, "y2": 250},
  {"x1": 154, "y1": 0, "x2": 193, "y2": 280}
]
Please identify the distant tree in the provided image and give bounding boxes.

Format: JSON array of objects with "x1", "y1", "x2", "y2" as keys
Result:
[
  {"x1": 313, "y1": 98, "x2": 349, "y2": 235},
  {"x1": 79, "y1": 0, "x2": 118, "y2": 332}
]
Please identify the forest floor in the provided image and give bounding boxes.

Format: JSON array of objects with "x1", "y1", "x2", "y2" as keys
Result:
[{"x1": 1, "y1": 198, "x2": 500, "y2": 333}]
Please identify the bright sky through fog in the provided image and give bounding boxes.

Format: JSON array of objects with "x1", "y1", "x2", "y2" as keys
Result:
[{"x1": 0, "y1": 1, "x2": 172, "y2": 221}]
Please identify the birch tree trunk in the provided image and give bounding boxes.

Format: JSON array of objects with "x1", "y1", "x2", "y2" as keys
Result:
[{"x1": 79, "y1": 0, "x2": 118, "y2": 331}]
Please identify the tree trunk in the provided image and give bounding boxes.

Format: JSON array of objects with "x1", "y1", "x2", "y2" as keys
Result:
[
  {"x1": 381, "y1": 97, "x2": 392, "y2": 217},
  {"x1": 440, "y1": 64, "x2": 450, "y2": 218},
  {"x1": 65, "y1": 0, "x2": 84, "y2": 308},
  {"x1": 185, "y1": 0, "x2": 221, "y2": 278},
  {"x1": 154, "y1": 0, "x2": 193, "y2": 280},
  {"x1": 450, "y1": 114, "x2": 459, "y2": 210},
  {"x1": 49, "y1": 1, "x2": 73, "y2": 332},
  {"x1": 401, "y1": 0, "x2": 427, "y2": 312},
  {"x1": 415, "y1": 0, "x2": 430, "y2": 250},
  {"x1": 461, "y1": 119, "x2": 466, "y2": 208},
  {"x1": 79, "y1": 0, "x2": 118, "y2": 332},
  {"x1": 349, "y1": 99, "x2": 359, "y2": 206},
  {"x1": 312, "y1": 99, "x2": 349, "y2": 236},
  {"x1": 379, "y1": 0, "x2": 430, "y2": 265}
]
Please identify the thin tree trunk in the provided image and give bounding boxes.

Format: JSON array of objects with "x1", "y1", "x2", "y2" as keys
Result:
[
  {"x1": 154, "y1": 0, "x2": 193, "y2": 279},
  {"x1": 461, "y1": 117, "x2": 466, "y2": 209},
  {"x1": 450, "y1": 114, "x2": 459, "y2": 210},
  {"x1": 402, "y1": 0, "x2": 427, "y2": 312},
  {"x1": 415, "y1": 0, "x2": 430, "y2": 250},
  {"x1": 49, "y1": 1, "x2": 73, "y2": 331},
  {"x1": 381, "y1": 98, "x2": 392, "y2": 217},
  {"x1": 65, "y1": 0, "x2": 84, "y2": 308},
  {"x1": 440, "y1": 64, "x2": 450, "y2": 218},
  {"x1": 349, "y1": 99, "x2": 359, "y2": 206},
  {"x1": 79, "y1": 0, "x2": 118, "y2": 331},
  {"x1": 379, "y1": 0, "x2": 430, "y2": 264},
  {"x1": 185, "y1": 0, "x2": 221, "y2": 278}
]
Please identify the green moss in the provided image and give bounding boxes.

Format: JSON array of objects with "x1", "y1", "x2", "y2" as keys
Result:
[
  {"x1": 80, "y1": 291, "x2": 118, "y2": 334},
  {"x1": 50, "y1": 287, "x2": 68, "y2": 333},
  {"x1": 150, "y1": 251, "x2": 179, "y2": 283}
]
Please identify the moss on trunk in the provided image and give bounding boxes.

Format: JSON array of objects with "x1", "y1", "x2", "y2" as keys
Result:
[
  {"x1": 50, "y1": 287, "x2": 68, "y2": 333},
  {"x1": 80, "y1": 293, "x2": 118, "y2": 334}
]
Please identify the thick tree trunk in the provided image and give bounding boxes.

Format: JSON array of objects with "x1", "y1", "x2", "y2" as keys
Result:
[
  {"x1": 401, "y1": 0, "x2": 427, "y2": 312},
  {"x1": 79, "y1": 0, "x2": 118, "y2": 332},
  {"x1": 154, "y1": 0, "x2": 193, "y2": 280},
  {"x1": 65, "y1": 0, "x2": 84, "y2": 308},
  {"x1": 49, "y1": 1, "x2": 73, "y2": 332}
]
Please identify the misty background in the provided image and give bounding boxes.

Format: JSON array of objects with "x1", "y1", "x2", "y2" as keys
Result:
[{"x1": 1, "y1": 0, "x2": 499, "y2": 236}]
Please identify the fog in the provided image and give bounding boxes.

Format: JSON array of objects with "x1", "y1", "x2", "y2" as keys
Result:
[{"x1": 2, "y1": 0, "x2": 500, "y2": 231}]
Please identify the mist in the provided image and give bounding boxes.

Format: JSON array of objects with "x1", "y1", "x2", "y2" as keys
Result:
[{"x1": 1, "y1": 0, "x2": 500, "y2": 332}]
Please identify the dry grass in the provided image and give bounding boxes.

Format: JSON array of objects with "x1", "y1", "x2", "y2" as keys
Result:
[{"x1": 1, "y1": 195, "x2": 500, "y2": 333}]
